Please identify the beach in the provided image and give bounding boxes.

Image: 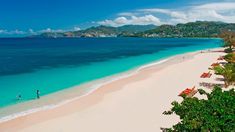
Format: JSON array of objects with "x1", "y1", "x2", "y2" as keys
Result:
[{"x1": 0, "y1": 48, "x2": 225, "y2": 132}]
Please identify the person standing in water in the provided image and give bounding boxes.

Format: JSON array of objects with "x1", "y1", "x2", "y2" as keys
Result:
[
  {"x1": 17, "y1": 94, "x2": 22, "y2": 100},
  {"x1": 36, "y1": 90, "x2": 40, "y2": 99}
]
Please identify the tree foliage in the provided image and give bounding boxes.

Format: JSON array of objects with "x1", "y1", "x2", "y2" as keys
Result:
[
  {"x1": 163, "y1": 29, "x2": 235, "y2": 132},
  {"x1": 219, "y1": 31, "x2": 235, "y2": 52},
  {"x1": 35, "y1": 21, "x2": 235, "y2": 38},
  {"x1": 224, "y1": 53, "x2": 235, "y2": 63},
  {"x1": 213, "y1": 63, "x2": 235, "y2": 87},
  {"x1": 137, "y1": 21, "x2": 235, "y2": 38},
  {"x1": 163, "y1": 86, "x2": 235, "y2": 131}
]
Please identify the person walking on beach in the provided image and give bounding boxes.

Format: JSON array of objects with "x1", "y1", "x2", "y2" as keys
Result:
[{"x1": 36, "y1": 90, "x2": 40, "y2": 99}]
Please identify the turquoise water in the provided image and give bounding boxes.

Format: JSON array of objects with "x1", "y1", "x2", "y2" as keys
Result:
[{"x1": 0, "y1": 38, "x2": 222, "y2": 107}]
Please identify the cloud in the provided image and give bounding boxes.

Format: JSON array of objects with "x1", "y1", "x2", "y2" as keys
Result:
[
  {"x1": 0, "y1": 28, "x2": 66, "y2": 36},
  {"x1": 195, "y1": 2, "x2": 235, "y2": 11},
  {"x1": 0, "y1": 29, "x2": 7, "y2": 34},
  {"x1": 140, "y1": 8, "x2": 187, "y2": 19},
  {"x1": 13, "y1": 30, "x2": 26, "y2": 34},
  {"x1": 28, "y1": 28, "x2": 37, "y2": 35},
  {"x1": 0, "y1": 29, "x2": 26, "y2": 35},
  {"x1": 117, "y1": 12, "x2": 136, "y2": 16},
  {"x1": 39, "y1": 28, "x2": 64, "y2": 33},
  {"x1": 73, "y1": 26, "x2": 81, "y2": 31},
  {"x1": 39, "y1": 28, "x2": 52, "y2": 33},
  {"x1": 188, "y1": 2, "x2": 235, "y2": 23},
  {"x1": 139, "y1": 8, "x2": 170, "y2": 14},
  {"x1": 98, "y1": 2, "x2": 235, "y2": 26},
  {"x1": 98, "y1": 15, "x2": 161, "y2": 27}
]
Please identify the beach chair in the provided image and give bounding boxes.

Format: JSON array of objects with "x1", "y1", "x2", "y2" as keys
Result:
[
  {"x1": 217, "y1": 56, "x2": 224, "y2": 60},
  {"x1": 200, "y1": 73, "x2": 207, "y2": 78},
  {"x1": 179, "y1": 86, "x2": 198, "y2": 97},
  {"x1": 206, "y1": 72, "x2": 212, "y2": 78},
  {"x1": 200, "y1": 72, "x2": 212, "y2": 78},
  {"x1": 211, "y1": 63, "x2": 220, "y2": 67}
]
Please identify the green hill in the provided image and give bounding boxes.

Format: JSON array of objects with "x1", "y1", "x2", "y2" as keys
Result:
[
  {"x1": 34, "y1": 21, "x2": 235, "y2": 38},
  {"x1": 136, "y1": 21, "x2": 235, "y2": 38},
  {"x1": 34, "y1": 25, "x2": 157, "y2": 38}
]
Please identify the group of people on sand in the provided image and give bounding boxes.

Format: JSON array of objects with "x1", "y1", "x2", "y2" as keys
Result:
[{"x1": 16, "y1": 90, "x2": 40, "y2": 100}]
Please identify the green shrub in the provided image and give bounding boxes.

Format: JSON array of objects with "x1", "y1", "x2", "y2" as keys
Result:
[
  {"x1": 224, "y1": 48, "x2": 233, "y2": 53},
  {"x1": 163, "y1": 86, "x2": 235, "y2": 131}
]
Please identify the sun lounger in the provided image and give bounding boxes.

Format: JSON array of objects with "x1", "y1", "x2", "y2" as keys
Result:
[
  {"x1": 200, "y1": 72, "x2": 212, "y2": 78},
  {"x1": 211, "y1": 63, "x2": 220, "y2": 67},
  {"x1": 179, "y1": 86, "x2": 198, "y2": 97},
  {"x1": 200, "y1": 73, "x2": 207, "y2": 78},
  {"x1": 217, "y1": 56, "x2": 224, "y2": 60},
  {"x1": 199, "y1": 82, "x2": 225, "y2": 89},
  {"x1": 207, "y1": 73, "x2": 212, "y2": 78}
]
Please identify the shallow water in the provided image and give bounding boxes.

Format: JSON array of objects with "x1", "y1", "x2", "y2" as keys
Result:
[{"x1": 0, "y1": 38, "x2": 222, "y2": 107}]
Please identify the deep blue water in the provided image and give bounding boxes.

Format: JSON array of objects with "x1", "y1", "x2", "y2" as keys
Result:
[{"x1": 0, "y1": 38, "x2": 222, "y2": 107}]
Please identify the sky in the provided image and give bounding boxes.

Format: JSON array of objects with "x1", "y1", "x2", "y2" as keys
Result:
[{"x1": 0, "y1": 0, "x2": 235, "y2": 37}]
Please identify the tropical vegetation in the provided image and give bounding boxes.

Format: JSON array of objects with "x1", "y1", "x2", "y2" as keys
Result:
[
  {"x1": 162, "y1": 32, "x2": 235, "y2": 131},
  {"x1": 219, "y1": 31, "x2": 235, "y2": 53},
  {"x1": 224, "y1": 53, "x2": 235, "y2": 63},
  {"x1": 34, "y1": 21, "x2": 235, "y2": 38},
  {"x1": 135, "y1": 21, "x2": 235, "y2": 38},
  {"x1": 163, "y1": 86, "x2": 235, "y2": 131},
  {"x1": 213, "y1": 63, "x2": 235, "y2": 87},
  {"x1": 33, "y1": 25, "x2": 157, "y2": 38}
]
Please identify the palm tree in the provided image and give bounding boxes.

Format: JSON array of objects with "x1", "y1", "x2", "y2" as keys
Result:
[
  {"x1": 224, "y1": 53, "x2": 235, "y2": 63},
  {"x1": 213, "y1": 63, "x2": 235, "y2": 87}
]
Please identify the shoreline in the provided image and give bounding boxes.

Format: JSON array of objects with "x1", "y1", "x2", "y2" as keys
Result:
[
  {"x1": 0, "y1": 48, "x2": 224, "y2": 131},
  {"x1": 0, "y1": 55, "x2": 174, "y2": 122},
  {"x1": 0, "y1": 58, "x2": 170, "y2": 123},
  {"x1": 0, "y1": 48, "x2": 222, "y2": 122}
]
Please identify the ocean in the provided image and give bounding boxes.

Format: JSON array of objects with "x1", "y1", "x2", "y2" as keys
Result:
[{"x1": 0, "y1": 37, "x2": 222, "y2": 108}]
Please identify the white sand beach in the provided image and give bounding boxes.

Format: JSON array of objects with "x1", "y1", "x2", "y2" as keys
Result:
[{"x1": 0, "y1": 49, "x2": 225, "y2": 132}]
